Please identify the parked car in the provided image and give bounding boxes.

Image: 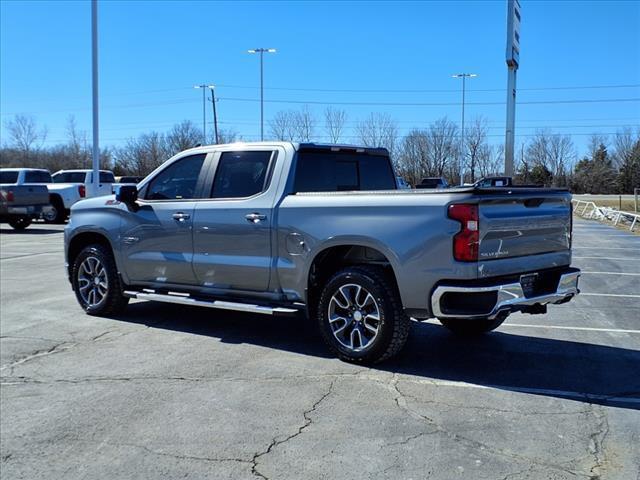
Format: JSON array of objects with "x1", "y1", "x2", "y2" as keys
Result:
[
  {"x1": 416, "y1": 177, "x2": 449, "y2": 189},
  {"x1": 64, "y1": 142, "x2": 580, "y2": 364},
  {"x1": 0, "y1": 169, "x2": 50, "y2": 230}
]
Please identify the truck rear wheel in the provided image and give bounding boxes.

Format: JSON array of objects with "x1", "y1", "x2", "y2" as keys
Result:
[
  {"x1": 439, "y1": 313, "x2": 507, "y2": 336},
  {"x1": 8, "y1": 216, "x2": 31, "y2": 230},
  {"x1": 44, "y1": 197, "x2": 66, "y2": 224},
  {"x1": 71, "y1": 244, "x2": 129, "y2": 316},
  {"x1": 317, "y1": 265, "x2": 410, "y2": 364}
]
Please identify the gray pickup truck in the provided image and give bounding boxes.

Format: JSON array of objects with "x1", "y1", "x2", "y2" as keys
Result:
[
  {"x1": 64, "y1": 142, "x2": 580, "y2": 363},
  {"x1": 0, "y1": 169, "x2": 51, "y2": 230}
]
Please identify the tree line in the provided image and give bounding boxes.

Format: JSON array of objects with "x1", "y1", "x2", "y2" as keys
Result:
[{"x1": 1, "y1": 111, "x2": 638, "y2": 194}]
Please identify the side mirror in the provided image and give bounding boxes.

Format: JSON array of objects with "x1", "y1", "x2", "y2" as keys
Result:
[{"x1": 115, "y1": 184, "x2": 139, "y2": 210}]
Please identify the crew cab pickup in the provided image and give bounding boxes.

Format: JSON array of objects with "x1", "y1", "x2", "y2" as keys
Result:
[
  {"x1": 0, "y1": 169, "x2": 50, "y2": 230},
  {"x1": 64, "y1": 142, "x2": 580, "y2": 363}
]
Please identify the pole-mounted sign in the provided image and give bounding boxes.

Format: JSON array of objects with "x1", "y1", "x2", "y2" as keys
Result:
[
  {"x1": 506, "y1": 0, "x2": 521, "y2": 68},
  {"x1": 504, "y1": 0, "x2": 521, "y2": 177}
]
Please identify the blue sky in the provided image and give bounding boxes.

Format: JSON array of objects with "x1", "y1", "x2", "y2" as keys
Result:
[{"x1": 1, "y1": 0, "x2": 639, "y2": 156}]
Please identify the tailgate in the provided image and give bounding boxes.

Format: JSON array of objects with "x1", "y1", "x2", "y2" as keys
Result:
[
  {"x1": 0, "y1": 185, "x2": 50, "y2": 206},
  {"x1": 478, "y1": 190, "x2": 571, "y2": 262}
]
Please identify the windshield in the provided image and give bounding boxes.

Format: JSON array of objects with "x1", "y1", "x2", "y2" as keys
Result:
[{"x1": 0, "y1": 171, "x2": 19, "y2": 183}]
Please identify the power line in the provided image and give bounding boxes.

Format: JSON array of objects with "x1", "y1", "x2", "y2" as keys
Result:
[{"x1": 214, "y1": 83, "x2": 640, "y2": 94}]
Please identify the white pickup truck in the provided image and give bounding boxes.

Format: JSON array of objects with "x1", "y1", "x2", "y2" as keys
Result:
[{"x1": 0, "y1": 168, "x2": 115, "y2": 223}]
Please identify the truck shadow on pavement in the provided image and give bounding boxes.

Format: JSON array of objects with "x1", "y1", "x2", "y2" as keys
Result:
[
  {"x1": 111, "y1": 302, "x2": 640, "y2": 410},
  {"x1": 0, "y1": 227, "x2": 62, "y2": 235}
]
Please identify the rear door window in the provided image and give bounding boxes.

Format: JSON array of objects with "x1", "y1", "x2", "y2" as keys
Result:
[
  {"x1": 210, "y1": 151, "x2": 273, "y2": 198},
  {"x1": 294, "y1": 151, "x2": 396, "y2": 192}
]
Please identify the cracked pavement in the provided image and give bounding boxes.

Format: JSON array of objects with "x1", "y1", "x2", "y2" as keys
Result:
[{"x1": 1, "y1": 221, "x2": 639, "y2": 479}]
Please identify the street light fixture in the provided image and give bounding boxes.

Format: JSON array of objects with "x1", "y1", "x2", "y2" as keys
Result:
[
  {"x1": 452, "y1": 73, "x2": 477, "y2": 185},
  {"x1": 248, "y1": 48, "x2": 276, "y2": 141},
  {"x1": 194, "y1": 84, "x2": 215, "y2": 143}
]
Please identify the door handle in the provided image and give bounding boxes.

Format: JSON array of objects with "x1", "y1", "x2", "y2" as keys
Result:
[
  {"x1": 172, "y1": 212, "x2": 191, "y2": 221},
  {"x1": 245, "y1": 213, "x2": 266, "y2": 223}
]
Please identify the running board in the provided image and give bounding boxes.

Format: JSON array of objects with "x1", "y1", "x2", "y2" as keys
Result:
[{"x1": 123, "y1": 291, "x2": 299, "y2": 316}]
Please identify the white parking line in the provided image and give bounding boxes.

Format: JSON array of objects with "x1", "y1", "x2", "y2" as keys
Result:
[
  {"x1": 580, "y1": 292, "x2": 640, "y2": 298},
  {"x1": 573, "y1": 247, "x2": 640, "y2": 250},
  {"x1": 580, "y1": 271, "x2": 640, "y2": 276},
  {"x1": 573, "y1": 256, "x2": 640, "y2": 261},
  {"x1": 503, "y1": 323, "x2": 640, "y2": 334},
  {"x1": 405, "y1": 378, "x2": 640, "y2": 405}
]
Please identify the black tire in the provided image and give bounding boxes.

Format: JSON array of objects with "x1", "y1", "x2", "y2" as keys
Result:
[
  {"x1": 44, "y1": 197, "x2": 66, "y2": 224},
  {"x1": 8, "y1": 216, "x2": 31, "y2": 230},
  {"x1": 439, "y1": 313, "x2": 508, "y2": 336},
  {"x1": 317, "y1": 265, "x2": 410, "y2": 364},
  {"x1": 71, "y1": 243, "x2": 129, "y2": 315}
]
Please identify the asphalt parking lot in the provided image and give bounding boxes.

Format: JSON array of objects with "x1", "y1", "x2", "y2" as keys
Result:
[{"x1": 1, "y1": 218, "x2": 639, "y2": 480}]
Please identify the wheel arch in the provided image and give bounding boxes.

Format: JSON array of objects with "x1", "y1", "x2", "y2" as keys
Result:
[
  {"x1": 305, "y1": 239, "x2": 403, "y2": 315},
  {"x1": 67, "y1": 231, "x2": 118, "y2": 280}
]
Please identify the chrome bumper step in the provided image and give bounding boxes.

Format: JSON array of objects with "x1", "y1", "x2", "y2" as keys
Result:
[
  {"x1": 123, "y1": 291, "x2": 299, "y2": 316},
  {"x1": 431, "y1": 269, "x2": 581, "y2": 320}
]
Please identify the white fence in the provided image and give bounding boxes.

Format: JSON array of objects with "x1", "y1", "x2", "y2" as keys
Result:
[{"x1": 573, "y1": 200, "x2": 638, "y2": 232}]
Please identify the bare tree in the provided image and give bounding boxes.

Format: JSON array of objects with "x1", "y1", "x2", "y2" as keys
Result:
[
  {"x1": 115, "y1": 132, "x2": 168, "y2": 176},
  {"x1": 217, "y1": 128, "x2": 241, "y2": 144},
  {"x1": 293, "y1": 105, "x2": 315, "y2": 142},
  {"x1": 269, "y1": 110, "x2": 297, "y2": 141},
  {"x1": 465, "y1": 117, "x2": 489, "y2": 182},
  {"x1": 4, "y1": 114, "x2": 47, "y2": 159},
  {"x1": 356, "y1": 113, "x2": 399, "y2": 158},
  {"x1": 324, "y1": 107, "x2": 347, "y2": 143},
  {"x1": 66, "y1": 115, "x2": 89, "y2": 168},
  {"x1": 398, "y1": 129, "x2": 429, "y2": 186},
  {"x1": 525, "y1": 130, "x2": 575, "y2": 186},
  {"x1": 425, "y1": 117, "x2": 459, "y2": 179},
  {"x1": 166, "y1": 120, "x2": 201, "y2": 155}
]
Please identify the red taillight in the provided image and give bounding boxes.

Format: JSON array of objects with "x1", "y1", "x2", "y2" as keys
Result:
[
  {"x1": 79, "y1": 185, "x2": 86, "y2": 198},
  {"x1": 6, "y1": 190, "x2": 14, "y2": 202},
  {"x1": 448, "y1": 204, "x2": 479, "y2": 262}
]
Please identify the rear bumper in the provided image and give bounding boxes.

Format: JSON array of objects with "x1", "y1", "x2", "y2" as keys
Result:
[{"x1": 431, "y1": 267, "x2": 580, "y2": 320}]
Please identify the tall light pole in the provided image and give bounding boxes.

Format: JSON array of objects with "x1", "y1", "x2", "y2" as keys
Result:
[
  {"x1": 248, "y1": 48, "x2": 276, "y2": 141},
  {"x1": 452, "y1": 73, "x2": 477, "y2": 185},
  {"x1": 194, "y1": 84, "x2": 214, "y2": 143},
  {"x1": 91, "y1": 0, "x2": 100, "y2": 197}
]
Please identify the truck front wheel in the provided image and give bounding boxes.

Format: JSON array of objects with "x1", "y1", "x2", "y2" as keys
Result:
[
  {"x1": 439, "y1": 314, "x2": 508, "y2": 336},
  {"x1": 71, "y1": 244, "x2": 129, "y2": 315},
  {"x1": 317, "y1": 265, "x2": 410, "y2": 364}
]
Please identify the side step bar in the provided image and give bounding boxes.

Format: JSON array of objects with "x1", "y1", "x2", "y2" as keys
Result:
[{"x1": 123, "y1": 291, "x2": 299, "y2": 316}]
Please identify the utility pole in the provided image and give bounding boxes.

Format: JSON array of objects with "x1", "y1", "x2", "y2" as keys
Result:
[
  {"x1": 208, "y1": 86, "x2": 219, "y2": 144},
  {"x1": 90, "y1": 0, "x2": 100, "y2": 198},
  {"x1": 194, "y1": 84, "x2": 214, "y2": 143},
  {"x1": 505, "y1": 0, "x2": 521, "y2": 177},
  {"x1": 452, "y1": 73, "x2": 477, "y2": 185},
  {"x1": 248, "y1": 48, "x2": 276, "y2": 141}
]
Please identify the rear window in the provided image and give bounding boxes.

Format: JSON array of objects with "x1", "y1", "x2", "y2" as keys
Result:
[
  {"x1": 0, "y1": 171, "x2": 19, "y2": 183},
  {"x1": 24, "y1": 170, "x2": 53, "y2": 183},
  {"x1": 53, "y1": 172, "x2": 86, "y2": 183},
  {"x1": 294, "y1": 151, "x2": 396, "y2": 192},
  {"x1": 420, "y1": 178, "x2": 444, "y2": 188}
]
